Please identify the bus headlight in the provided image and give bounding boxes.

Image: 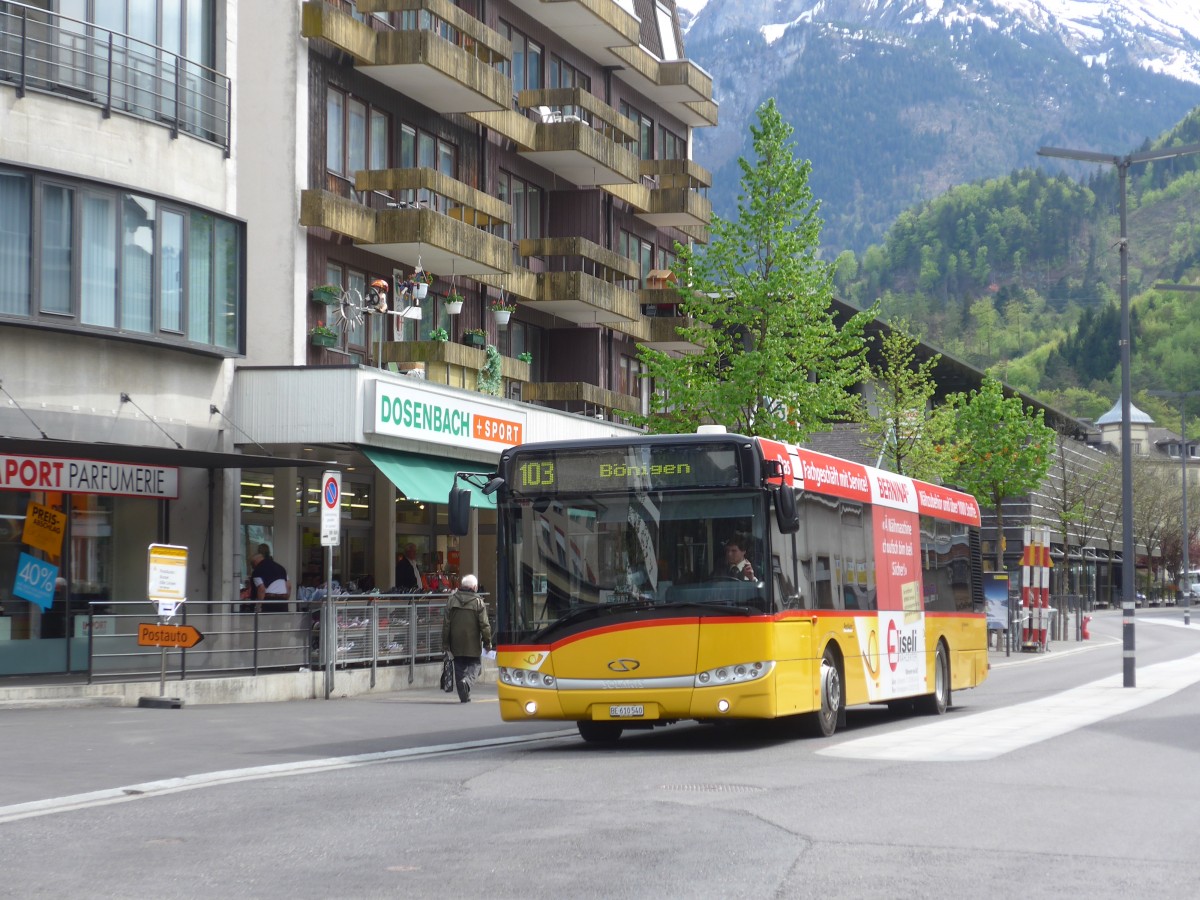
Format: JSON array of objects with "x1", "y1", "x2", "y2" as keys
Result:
[
  {"x1": 499, "y1": 666, "x2": 555, "y2": 689},
  {"x1": 694, "y1": 661, "x2": 774, "y2": 688}
]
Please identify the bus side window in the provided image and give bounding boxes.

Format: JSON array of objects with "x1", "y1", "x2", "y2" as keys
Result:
[
  {"x1": 806, "y1": 492, "x2": 840, "y2": 609},
  {"x1": 920, "y1": 515, "x2": 957, "y2": 613}
]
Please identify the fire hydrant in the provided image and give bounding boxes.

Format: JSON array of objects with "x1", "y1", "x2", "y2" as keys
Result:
[{"x1": 1082, "y1": 615, "x2": 1092, "y2": 640}]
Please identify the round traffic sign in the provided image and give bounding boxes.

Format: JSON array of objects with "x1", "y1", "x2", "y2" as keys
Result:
[{"x1": 323, "y1": 476, "x2": 339, "y2": 508}]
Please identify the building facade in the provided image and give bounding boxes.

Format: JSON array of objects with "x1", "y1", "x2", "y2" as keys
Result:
[{"x1": 0, "y1": 0, "x2": 716, "y2": 676}]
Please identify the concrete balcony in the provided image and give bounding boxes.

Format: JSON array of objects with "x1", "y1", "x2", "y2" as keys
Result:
[
  {"x1": 302, "y1": 0, "x2": 511, "y2": 113},
  {"x1": 607, "y1": 296, "x2": 708, "y2": 354},
  {"x1": 517, "y1": 87, "x2": 640, "y2": 186},
  {"x1": 523, "y1": 381, "x2": 641, "y2": 418},
  {"x1": 519, "y1": 237, "x2": 640, "y2": 324},
  {"x1": 609, "y1": 45, "x2": 718, "y2": 128},
  {"x1": 300, "y1": 174, "x2": 513, "y2": 276},
  {"x1": 639, "y1": 158, "x2": 712, "y2": 229},
  {"x1": 381, "y1": 340, "x2": 530, "y2": 389},
  {"x1": 505, "y1": 0, "x2": 639, "y2": 69}
]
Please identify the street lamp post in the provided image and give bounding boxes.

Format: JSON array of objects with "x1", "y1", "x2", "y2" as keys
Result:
[{"x1": 1039, "y1": 140, "x2": 1200, "y2": 687}]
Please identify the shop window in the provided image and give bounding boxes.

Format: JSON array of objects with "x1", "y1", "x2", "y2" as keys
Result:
[{"x1": 396, "y1": 495, "x2": 432, "y2": 526}]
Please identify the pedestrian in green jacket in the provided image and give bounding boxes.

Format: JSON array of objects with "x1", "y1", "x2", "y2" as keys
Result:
[{"x1": 441, "y1": 574, "x2": 492, "y2": 702}]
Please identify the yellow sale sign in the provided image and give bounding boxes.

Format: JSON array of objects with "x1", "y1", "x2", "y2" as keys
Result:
[{"x1": 21, "y1": 501, "x2": 66, "y2": 557}]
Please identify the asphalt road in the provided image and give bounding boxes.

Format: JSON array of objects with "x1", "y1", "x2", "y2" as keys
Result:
[{"x1": 2, "y1": 609, "x2": 1199, "y2": 899}]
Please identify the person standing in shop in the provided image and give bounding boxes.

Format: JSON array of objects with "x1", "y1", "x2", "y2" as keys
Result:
[
  {"x1": 250, "y1": 544, "x2": 290, "y2": 612},
  {"x1": 395, "y1": 543, "x2": 422, "y2": 592},
  {"x1": 441, "y1": 574, "x2": 492, "y2": 703}
]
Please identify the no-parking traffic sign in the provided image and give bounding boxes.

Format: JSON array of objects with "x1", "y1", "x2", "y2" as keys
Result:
[{"x1": 320, "y1": 471, "x2": 341, "y2": 547}]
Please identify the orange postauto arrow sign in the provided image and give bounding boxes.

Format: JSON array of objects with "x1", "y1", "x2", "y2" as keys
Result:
[{"x1": 137, "y1": 623, "x2": 204, "y2": 649}]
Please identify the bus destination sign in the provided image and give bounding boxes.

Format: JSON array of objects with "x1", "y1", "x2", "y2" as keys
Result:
[{"x1": 510, "y1": 445, "x2": 742, "y2": 494}]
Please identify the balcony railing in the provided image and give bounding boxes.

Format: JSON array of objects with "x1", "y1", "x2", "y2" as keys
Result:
[{"x1": 0, "y1": 2, "x2": 231, "y2": 154}]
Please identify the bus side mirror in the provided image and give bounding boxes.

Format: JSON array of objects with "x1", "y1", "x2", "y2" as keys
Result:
[
  {"x1": 448, "y1": 485, "x2": 471, "y2": 535},
  {"x1": 774, "y1": 487, "x2": 799, "y2": 534}
]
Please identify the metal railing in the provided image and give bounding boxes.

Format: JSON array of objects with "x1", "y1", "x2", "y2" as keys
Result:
[
  {"x1": 84, "y1": 592, "x2": 476, "y2": 686},
  {"x1": 0, "y1": 2, "x2": 231, "y2": 154},
  {"x1": 86, "y1": 600, "x2": 313, "y2": 684}
]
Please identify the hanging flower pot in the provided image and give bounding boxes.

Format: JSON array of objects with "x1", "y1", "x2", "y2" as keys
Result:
[
  {"x1": 490, "y1": 298, "x2": 516, "y2": 327},
  {"x1": 310, "y1": 331, "x2": 337, "y2": 348},
  {"x1": 444, "y1": 293, "x2": 464, "y2": 315},
  {"x1": 311, "y1": 284, "x2": 341, "y2": 305}
]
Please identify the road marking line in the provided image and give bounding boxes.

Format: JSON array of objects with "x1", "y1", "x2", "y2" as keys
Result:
[
  {"x1": 989, "y1": 637, "x2": 1117, "y2": 668},
  {"x1": 818, "y1": 651, "x2": 1200, "y2": 762},
  {"x1": 0, "y1": 730, "x2": 575, "y2": 824}
]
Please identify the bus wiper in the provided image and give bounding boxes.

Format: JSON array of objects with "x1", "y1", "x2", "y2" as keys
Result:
[{"x1": 531, "y1": 600, "x2": 656, "y2": 641}]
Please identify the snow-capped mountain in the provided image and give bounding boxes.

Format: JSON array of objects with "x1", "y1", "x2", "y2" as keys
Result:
[{"x1": 676, "y1": 0, "x2": 1200, "y2": 253}]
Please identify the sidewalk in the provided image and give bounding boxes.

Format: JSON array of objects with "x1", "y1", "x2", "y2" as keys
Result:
[{"x1": 0, "y1": 658, "x2": 472, "y2": 709}]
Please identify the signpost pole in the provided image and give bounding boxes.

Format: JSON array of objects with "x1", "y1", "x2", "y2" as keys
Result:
[
  {"x1": 140, "y1": 544, "x2": 190, "y2": 709},
  {"x1": 159, "y1": 641, "x2": 168, "y2": 697},
  {"x1": 320, "y1": 471, "x2": 342, "y2": 700},
  {"x1": 324, "y1": 546, "x2": 334, "y2": 699}
]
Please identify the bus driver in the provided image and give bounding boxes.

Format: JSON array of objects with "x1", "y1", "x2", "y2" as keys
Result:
[{"x1": 720, "y1": 536, "x2": 756, "y2": 582}]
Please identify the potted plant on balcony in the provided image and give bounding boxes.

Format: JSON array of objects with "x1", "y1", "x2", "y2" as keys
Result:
[
  {"x1": 444, "y1": 292, "x2": 464, "y2": 315},
  {"x1": 430, "y1": 327, "x2": 449, "y2": 342},
  {"x1": 517, "y1": 351, "x2": 533, "y2": 364},
  {"x1": 490, "y1": 297, "x2": 517, "y2": 326},
  {"x1": 311, "y1": 284, "x2": 342, "y2": 305},
  {"x1": 462, "y1": 327, "x2": 487, "y2": 348},
  {"x1": 477, "y1": 344, "x2": 503, "y2": 396},
  {"x1": 309, "y1": 322, "x2": 338, "y2": 348}
]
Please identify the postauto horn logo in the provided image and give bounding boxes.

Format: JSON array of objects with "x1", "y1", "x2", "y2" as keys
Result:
[{"x1": 607, "y1": 658, "x2": 640, "y2": 672}]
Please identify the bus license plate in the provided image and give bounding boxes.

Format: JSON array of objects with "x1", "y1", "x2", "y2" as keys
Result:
[{"x1": 609, "y1": 705, "x2": 644, "y2": 718}]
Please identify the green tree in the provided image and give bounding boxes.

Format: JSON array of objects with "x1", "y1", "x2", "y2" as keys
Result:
[
  {"x1": 637, "y1": 100, "x2": 874, "y2": 439},
  {"x1": 940, "y1": 377, "x2": 1056, "y2": 568},
  {"x1": 861, "y1": 319, "x2": 955, "y2": 482}
]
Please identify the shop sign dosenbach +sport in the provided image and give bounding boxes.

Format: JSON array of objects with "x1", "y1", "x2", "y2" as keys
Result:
[{"x1": 367, "y1": 380, "x2": 527, "y2": 453}]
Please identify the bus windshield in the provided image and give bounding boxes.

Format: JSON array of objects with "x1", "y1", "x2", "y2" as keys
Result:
[{"x1": 499, "y1": 490, "x2": 768, "y2": 642}]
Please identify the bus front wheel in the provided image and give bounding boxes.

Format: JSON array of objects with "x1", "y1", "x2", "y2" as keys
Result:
[
  {"x1": 806, "y1": 648, "x2": 844, "y2": 737},
  {"x1": 577, "y1": 721, "x2": 623, "y2": 744},
  {"x1": 916, "y1": 642, "x2": 951, "y2": 715}
]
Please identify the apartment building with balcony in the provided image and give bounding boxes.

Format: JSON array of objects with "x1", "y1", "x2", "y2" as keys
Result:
[
  {"x1": 233, "y1": 1, "x2": 717, "y2": 604},
  {"x1": 0, "y1": 0, "x2": 715, "y2": 679}
]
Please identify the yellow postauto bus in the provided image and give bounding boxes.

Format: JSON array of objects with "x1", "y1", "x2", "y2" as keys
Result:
[{"x1": 451, "y1": 432, "x2": 988, "y2": 743}]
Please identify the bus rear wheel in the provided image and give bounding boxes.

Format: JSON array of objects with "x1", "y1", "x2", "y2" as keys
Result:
[
  {"x1": 916, "y1": 642, "x2": 951, "y2": 715},
  {"x1": 577, "y1": 721, "x2": 623, "y2": 744},
  {"x1": 806, "y1": 648, "x2": 843, "y2": 737}
]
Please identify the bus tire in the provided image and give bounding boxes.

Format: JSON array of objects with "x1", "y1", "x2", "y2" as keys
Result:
[
  {"x1": 577, "y1": 721, "x2": 623, "y2": 744},
  {"x1": 916, "y1": 642, "x2": 951, "y2": 715},
  {"x1": 806, "y1": 647, "x2": 844, "y2": 737}
]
